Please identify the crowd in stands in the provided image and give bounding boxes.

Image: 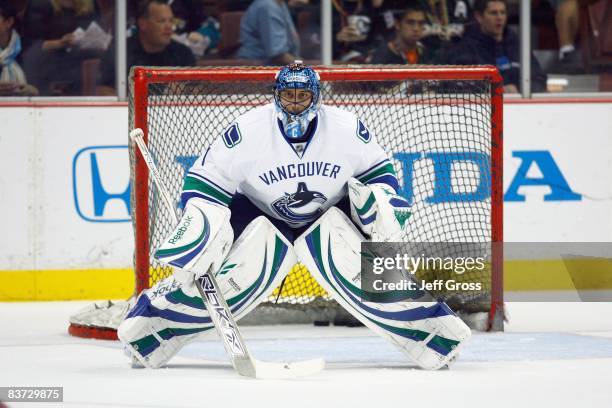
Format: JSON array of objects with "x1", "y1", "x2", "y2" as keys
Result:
[{"x1": 0, "y1": 0, "x2": 608, "y2": 97}]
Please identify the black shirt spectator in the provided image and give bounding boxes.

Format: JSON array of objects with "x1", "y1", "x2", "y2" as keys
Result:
[
  {"x1": 332, "y1": 0, "x2": 378, "y2": 62},
  {"x1": 97, "y1": 34, "x2": 195, "y2": 88},
  {"x1": 370, "y1": 0, "x2": 420, "y2": 41},
  {"x1": 20, "y1": 0, "x2": 101, "y2": 95},
  {"x1": 448, "y1": 0, "x2": 546, "y2": 93},
  {"x1": 371, "y1": 4, "x2": 436, "y2": 65},
  {"x1": 371, "y1": 42, "x2": 434, "y2": 64},
  {"x1": 96, "y1": 0, "x2": 195, "y2": 95},
  {"x1": 21, "y1": 0, "x2": 99, "y2": 50}
]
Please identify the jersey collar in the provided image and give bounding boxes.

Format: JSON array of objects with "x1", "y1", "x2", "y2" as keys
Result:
[{"x1": 276, "y1": 115, "x2": 319, "y2": 159}]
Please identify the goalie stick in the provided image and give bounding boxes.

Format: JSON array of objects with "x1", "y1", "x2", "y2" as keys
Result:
[{"x1": 130, "y1": 128, "x2": 324, "y2": 379}]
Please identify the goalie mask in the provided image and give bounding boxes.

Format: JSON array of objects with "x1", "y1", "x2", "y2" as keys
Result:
[{"x1": 273, "y1": 61, "x2": 321, "y2": 139}]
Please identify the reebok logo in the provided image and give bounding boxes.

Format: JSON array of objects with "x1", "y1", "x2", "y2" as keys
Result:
[
  {"x1": 168, "y1": 216, "x2": 194, "y2": 244},
  {"x1": 149, "y1": 279, "x2": 180, "y2": 299}
]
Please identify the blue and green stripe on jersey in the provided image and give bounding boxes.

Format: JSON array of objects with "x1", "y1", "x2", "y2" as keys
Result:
[
  {"x1": 356, "y1": 159, "x2": 400, "y2": 192},
  {"x1": 181, "y1": 173, "x2": 233, "y2": 207}
]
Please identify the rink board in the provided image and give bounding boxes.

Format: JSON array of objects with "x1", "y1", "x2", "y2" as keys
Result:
[{"x1": 0, "y1": 101, "x2": 611, "y2": 299}]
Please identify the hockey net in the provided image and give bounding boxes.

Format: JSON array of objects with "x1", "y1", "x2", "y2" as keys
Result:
[{"x1": 69, "y1": 65, "x2": 504, "y2": 339}]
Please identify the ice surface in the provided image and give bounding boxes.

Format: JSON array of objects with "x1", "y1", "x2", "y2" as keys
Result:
[{"x1": 1, "y1": 301, "x2": 611, "y2": 408}]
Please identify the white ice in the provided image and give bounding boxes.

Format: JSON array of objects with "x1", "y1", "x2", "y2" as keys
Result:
[{"x1": 1, "y1": 302, "x2": 611, "y2": 408}]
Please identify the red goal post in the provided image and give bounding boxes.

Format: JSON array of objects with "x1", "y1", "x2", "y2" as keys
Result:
[{"x1": 130, "y1": 65, "x2": 504, "y2": 331}]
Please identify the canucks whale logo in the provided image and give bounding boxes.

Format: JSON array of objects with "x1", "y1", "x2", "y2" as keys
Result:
[{"x1": 272, "y1": 182, "x2": 327, "y2": 225}]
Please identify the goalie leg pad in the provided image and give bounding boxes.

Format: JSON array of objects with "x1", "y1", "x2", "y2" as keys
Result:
[
  {"x1": 118, "y1": 216, "x2": 297, "y2": 368},
  {"x1": 118, "y1": 270, "x2": 212, "y2": 368},
  {"x1": 294, "y1": 207, "x2": 471, "y2": 370}
]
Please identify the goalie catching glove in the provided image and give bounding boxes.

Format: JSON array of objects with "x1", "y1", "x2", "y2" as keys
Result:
[{"x1": 348, "y1": 177, "x2": 411, "y2": 241}]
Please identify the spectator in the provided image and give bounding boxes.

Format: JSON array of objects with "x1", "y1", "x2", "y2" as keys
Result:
[
  {"x1": 552, "y1": 0, "x2": 581, "y2": 69},
  {"x1": 369, "y1": 0, "x2": 410, "y2": 41},
  {"x1": 332, "y1": 0, "x2": 378, "y2": 62},
  {"x1": 371, "y1": 0, "x2": 472, "y2": 48},
  {"x1": 423, "y1": 0, "x2": 472, "y2": 41},
  {"x1": 448, "y1": 0, "x2": 547, "y2": 93},
  {"x1": 96, "y1": 0, "x2": 195, "y2": 96},
  {"x1": 293, "y1": 0, "x2": 380, "y2": 62},
  {"x1": 371, "y1": 3, "x2": 437, "y2": 64},
  {"x1": 417, "y1": 0, "x2": 474, "y2": 62},
  {"x1": 21, "y1": 0, "x2": 101, "y2": 95},
  {"x1": 174, "y1": 17, "x2": 220, "y2": 59},
  {"x1": 171, "y1": 0, "x2": 221, "y2": 59},
  {"x1": 236, "y1": 0, "x2": 301, "y2": 65},
  {"x1": 169, "y1": 0, "x2": 208, "y2": 34},
  {"x1": 0, "y1": 0, "x2": 38, "y2": 96}
]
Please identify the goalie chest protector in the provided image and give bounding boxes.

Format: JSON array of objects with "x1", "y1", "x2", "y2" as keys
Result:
[{"x1": 183, "y1": 103, "x2": 396, "y2": 228}]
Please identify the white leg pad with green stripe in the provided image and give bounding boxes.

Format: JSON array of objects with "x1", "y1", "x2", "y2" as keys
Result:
[
  {"x1": 118, "y1": 216, "x2": 297, "y2": 368},
  {"x1": 294, "y1": 207, "x2": 471, "y2": 370}
]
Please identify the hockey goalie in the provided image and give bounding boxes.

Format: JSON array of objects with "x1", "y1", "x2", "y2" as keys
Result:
[{"x1": 118, "y1": 62, "x2": 471, "y2": 370}]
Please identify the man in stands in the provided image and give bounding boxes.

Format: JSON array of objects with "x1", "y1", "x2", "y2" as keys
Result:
[
  {"x1": 371, "y1": 3, "x2": 437, "y2": 65},
  {"x1": 96, "y1": 0, "x2": 195, "y2": 95},
  {"x1": 448, "y1": 0, "x2": 546, "y2": 93},
  {"x1": 236, "y1": 0, "x2": 301, "y2": 65}
]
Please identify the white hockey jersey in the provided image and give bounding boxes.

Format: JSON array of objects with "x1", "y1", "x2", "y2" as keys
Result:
[{"x1": 182, "y1": 103, "x2": 399, "y2": 228}]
